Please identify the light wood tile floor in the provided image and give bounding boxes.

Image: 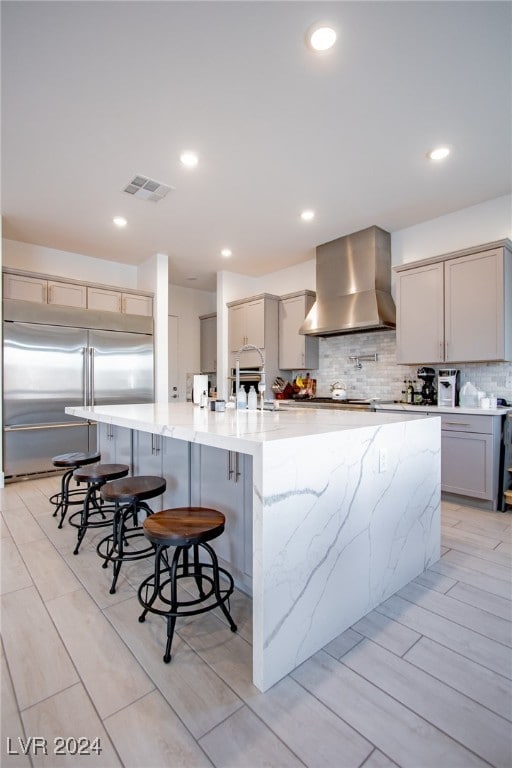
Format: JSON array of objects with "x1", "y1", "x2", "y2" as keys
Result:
[{"x1": 1, "y1": 478, "x2": 511, "y2": 767}]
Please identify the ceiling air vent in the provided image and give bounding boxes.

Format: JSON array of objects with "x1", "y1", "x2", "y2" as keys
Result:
[{"x1": 123, "y1": 175, "x2": 174, "y2": 202}]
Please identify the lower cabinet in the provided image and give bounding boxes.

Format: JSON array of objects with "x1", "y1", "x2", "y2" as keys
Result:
[
  {"x1": 190, "y1": 443, "x2": 253, "y2": 593},
  {"x1": 134, "y1": 432, "x2": 191, "y2": 512},
  {"x1": 97, "y1": 422, "x2": 132, "y2": 466},
  {"x1": 378, "y1": 409, "x2": 504, "y2": 509},
  {"x1": 440, "y1": 413, "x2": 502, "y2": 509}
]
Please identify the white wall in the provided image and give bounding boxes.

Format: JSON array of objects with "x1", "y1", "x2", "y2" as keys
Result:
[
  {"x1": 391, "y1": 194, "x2": 512, "y2": 268},
  {"x1": 2, "y1": 239, "x2": 140, "y2": 289}
]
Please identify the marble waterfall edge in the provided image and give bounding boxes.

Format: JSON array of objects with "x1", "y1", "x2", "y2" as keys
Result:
[{"x1": 253, "y1": 416, "x2": 441, "y2": 690}]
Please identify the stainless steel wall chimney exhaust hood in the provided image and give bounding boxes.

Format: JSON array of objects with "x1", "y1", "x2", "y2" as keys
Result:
[{"x1": 300, "y1": 225, "x2": 396, "y2": 336}]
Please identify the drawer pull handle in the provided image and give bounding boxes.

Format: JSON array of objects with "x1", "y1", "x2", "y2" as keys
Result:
[{"x1": 445, "y1": 421, "x2": 471, "y2": 426}]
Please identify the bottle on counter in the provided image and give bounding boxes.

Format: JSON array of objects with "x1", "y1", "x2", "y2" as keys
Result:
[
  {"x1": 237, "y1": 386, "x2": 247, "y2": 409},
  {"x1": 247, "y1": 385, "x2": 258, "y2": 411},
  {"x1": 406, "y1": 380, "x2": 415, "y2": 405},
  {"x1": 200, "y1": 390, "x2": 207, "y2": 408}
]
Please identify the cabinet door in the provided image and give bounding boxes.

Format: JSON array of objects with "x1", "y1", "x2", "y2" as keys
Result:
[
  {"x1": 279, "y1": 294, "x2": 318, "y2": 370},
  {"x1": 245, "y1": 298, "x2": 265, "y2": 348},
  {"x1": 445, "y1": 249, "x2": 503, "y2": 362},
  {"x1": 396, "y1": 263, "x2": 444, "y2": 364},
  {"x1": 3, "y1": 274, "x2": 47, "y2": 303},
  {"x1": 161, "y1": 436, "x2": 190, "y2": 509},
  {"x1": 88, "y1": 287, "x2": 121, "y2": 313},
  {"x1": 200, "y1": 315, "x2": 217, "y2": 373},
  {"x1": 97, "y1": 423, "x2": 132, "y2": 466},
  {"x1": 228, "y1": 304, "x2": 247, "y2": 351},
  {"x1": 48, "y1": 281, "x2": 87, "y2": 308},
  {"x1": 192, "y1": 444, "x2": 246, "y2": 577},
  {"x1": 441, "y1": 431, "x2": 493, "y2": 500},
  {"x1": 122, "y1": 293, "x2": 153, "y2": 317}
]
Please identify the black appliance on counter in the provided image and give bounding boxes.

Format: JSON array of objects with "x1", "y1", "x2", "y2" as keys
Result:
[{"x1": 417, "y1": 367, "x2": 437, "y2": 405}]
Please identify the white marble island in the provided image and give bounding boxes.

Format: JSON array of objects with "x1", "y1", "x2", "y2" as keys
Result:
[{"x1": 66, "y1": 402, "x2": 441, "y2": 692}]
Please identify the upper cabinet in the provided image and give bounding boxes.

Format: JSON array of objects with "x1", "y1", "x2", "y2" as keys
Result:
[
  {"x1": 3, "y1": 269, "x2": 153, "y2": 317},
  {"x1": 395, "y1": 241, "x2": 512, "y2": 364},
  {"x1": 87, "y1": 287, "x2": 152, "y2": 316},
  {"x1": 4, "y1": 273, "x2": 86, "y2": 308},
  {"x1": 228, "y1": 296, "x2": 266, "y2": 352},
  {"x1": 199, "y1": 312, "x2": 217, "y2": 373},
  {"x1": 227, "y1": 293, "x2": 279, "y2": 371},
  {"x1": 279, "y1": 291, "x2": 319, "y2": 370}
]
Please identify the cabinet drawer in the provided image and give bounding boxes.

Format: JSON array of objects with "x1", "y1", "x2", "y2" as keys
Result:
[{"x1": 440, "y1": 414, "x2": 494, "y2": 434}]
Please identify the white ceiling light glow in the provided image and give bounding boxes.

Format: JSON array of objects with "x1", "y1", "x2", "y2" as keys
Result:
[
  {"x1": 428, "y1": 146, "x2": 451, "y2": 161},
  {"x1": 221, "y1": 248, "x2": 232, "y2": 258},
  {"x1": 300, "y1": 210, "x2": 315, "y2": 222},
  {"x1": 307, "y1": 23, "x2": 337, "y2": 52},
  {"x1": 180, "y1": 151, "x2": 199, "y2": 168},
  {"x1": 113, "y1": 216, "x2": 127, "y2": 228}
]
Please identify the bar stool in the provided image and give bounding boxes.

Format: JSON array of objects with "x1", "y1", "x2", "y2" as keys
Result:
[
  {"x1": 96, "y1": 475, "x2": 166, "y2": 594},
  {"x1": 137, "y1": 507, "x2": 237, "y2": 663},
  {"x1": 68, "y1": 463, "x2": 130, "y2": 555},
  {"x1": 50, "y1": 451, "x2": 101, "y2": 528}
]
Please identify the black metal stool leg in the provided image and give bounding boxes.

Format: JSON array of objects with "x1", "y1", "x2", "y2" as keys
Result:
[
  {"x1": 163, "y1": 547, "x2": 181, "y2": 663},
  {"x1": 203, "y1": 542, "x2": 237, "y2": 633},
  {"x1": 73, "y1": 483, "x2": 96, "y2": 555}
]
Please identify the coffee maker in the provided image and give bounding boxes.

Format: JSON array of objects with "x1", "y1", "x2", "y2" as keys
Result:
[
  {"x1": 438, "y1": 369, "x2": 460, "y2": 407},
  {"x1": 417, "y1": 367, "x2": 437, "y2": 405}
]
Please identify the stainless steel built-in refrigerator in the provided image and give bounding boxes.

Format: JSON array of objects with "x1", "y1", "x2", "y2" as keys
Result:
[{"x1": 3, "y1": 308, "x2": 153, "y2": 480}]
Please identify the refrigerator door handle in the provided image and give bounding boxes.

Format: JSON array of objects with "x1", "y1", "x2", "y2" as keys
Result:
[
  {"x1": 89, "y1": 347, "x2": 95, "y2": 406},
  {"x1": 82, "y1": 347, "x2": 88, "y2": 406},
  {"x1": 4, "y1": 422, "x2": 91, "y2": 432}
]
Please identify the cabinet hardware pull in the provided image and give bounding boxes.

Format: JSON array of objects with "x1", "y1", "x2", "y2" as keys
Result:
[
  {"x1": 439, "y1": 341, "x2": 443, "y2": 360},
  {"x1": 227, "y1": 451, "x2": 234, "y2": 480},
  {"x1": 234, "y1": 451, "x2": 241, "y2": 483},
  {"x1": 445, "y1": 421, "x2": 470, "y2": 426}
]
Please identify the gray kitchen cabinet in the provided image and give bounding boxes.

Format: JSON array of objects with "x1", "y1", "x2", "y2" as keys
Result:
[
  {"x1": 3, "y1": 273, "x2": 47, "y2": 303},
  {"x1": 199, "y1": 312, "x2": 217, "y2": 373},
  {"x1": 3, "y1": 267, "x2": 153, "y2": 317},
  {"x1": 88, "y1": 286, "x2": 153, "y2": 316},
  {"x1": 378, "y1": 407, "x2": 504, "y2": 509},
  {"x1": 133, "y1": 431, "x2": 190, "y2": 511},
  {"x1": 190, "y1": 443, "x2": 253, "y2": 593},
  {"x1": 279, "y1": 290, "x2": 319, "y2": 370},
  {"x1": 227, "y1": 293, "x2": 281, "y2": 389},
  {"x1": 395, "y1": 239, "x2": 512, "y2": 364},
  {"x1": 3, "y1": 272, "x2": 86, "y2": 308},
  {"x1": 228, "y1": 296, "x2": 266, "y2": 352},
  {"x1": 47, "y1": 280, "x2": 87, "y2": 308},
  {"x1": 439, "y1": 412, "x2": 503, "y2": 509},
  {"x1": 97, "y1": 422, "x2": 132, "y2": 466}
]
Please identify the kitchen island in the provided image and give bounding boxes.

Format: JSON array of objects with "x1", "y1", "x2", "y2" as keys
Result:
[{"x1": 66, "y1": 402, "x2": 441, "y2": 691}]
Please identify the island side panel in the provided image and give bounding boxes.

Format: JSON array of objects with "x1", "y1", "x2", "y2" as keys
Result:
[{"x1": 252, "y1": 416, "x2": 441, "y2": 692}]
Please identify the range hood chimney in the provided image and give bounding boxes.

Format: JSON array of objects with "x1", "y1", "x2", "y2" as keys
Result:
[{"x1": 300, "y1": 225, "x2": 396, "y2": 336}]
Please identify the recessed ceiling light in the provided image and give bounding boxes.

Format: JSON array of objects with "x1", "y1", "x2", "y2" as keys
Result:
[
  {"x1": 180, "y1": 151, "x2": 199, "y2": 168},
  {"x1": 113, "y1": 216, "x2": 127, "y2": 227},
  {"x1": 306, "y1": 23, "x2": 337, "y2": 52},
  {"x1": 428, "y1": 146, "x2": 451, "y2": 161},
  {"x1": 300, "y1": 210, "x2": 315, "y2": 222},
  {"x1": 221, "y1": 248, "x2": 232, "y2": 258}
]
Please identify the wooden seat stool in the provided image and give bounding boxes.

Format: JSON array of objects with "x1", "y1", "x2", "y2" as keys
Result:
[
  {"x1": 137, "y1": 507, "x2": 237, "y2": 664},
  {"x1": 68, "y1": 463, "x2": 130, "y2": 555},
  {"x1": 96, "y1": 475, "x2": 167, "y2": 594},
  {"x1": 50, "y1": 450, "x2": 101, "y2": 528}
]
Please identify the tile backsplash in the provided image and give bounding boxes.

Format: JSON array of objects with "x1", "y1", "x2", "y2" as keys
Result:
[{"x1": 298, "y1": 330, "x2": 512, "y2": 403}]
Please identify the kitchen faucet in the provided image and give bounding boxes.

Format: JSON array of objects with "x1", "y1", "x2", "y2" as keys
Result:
[{"x1": 235, "y1": 344, "x2": 266, "y2": 410}]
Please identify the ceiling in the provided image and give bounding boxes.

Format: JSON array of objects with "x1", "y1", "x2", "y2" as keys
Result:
[{"x1": 2, "y1": 1, "x2": 511, "y2": 292}]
